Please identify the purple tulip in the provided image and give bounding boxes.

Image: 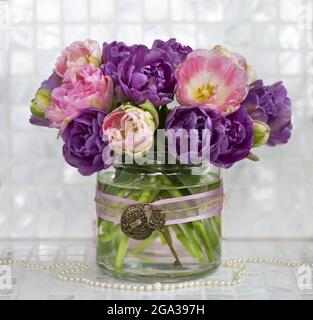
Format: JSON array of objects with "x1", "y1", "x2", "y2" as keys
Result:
[
  {"x1": 214, "y1": 107, "x2": 254, "y2": 168},
  {"x1": 100, "y1": 41, "x2": 134, "y2": 102},
  {"x1": 165, "y1": 106, "x2": 224, "y2": 164},
  {"x1": 152, "y1": 38, "x2": 192, "y2": 66},
  {"x1": 62, "y1": 108, "x2": 111, "y2": 176},
  {"x1": 165, "y1": 106, "x2": 254, "y2": 168},
  {"x1": 241, "y1": 80, "x2": 292, "y2": 146},
  {"x1": 117, "y1": 45, "x2": 177, "y2": 107}
]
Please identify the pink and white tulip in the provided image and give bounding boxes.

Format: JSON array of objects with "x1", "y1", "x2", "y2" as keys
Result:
[
  {"x1": 176, "y1": 47, "x2": 251, "y2": 115},
  {"x1": 45, "y1": 64, "x2": 113, "y2": 130},
  {"x1": 213, "y1": 45, "x2": 256, "y2": 85},
  {"x1": 102, "y1": 104, "x2": 156, "y2": 156},
  {"x1": 55, "y1": 39, "x2": 101, "y2": 80}
]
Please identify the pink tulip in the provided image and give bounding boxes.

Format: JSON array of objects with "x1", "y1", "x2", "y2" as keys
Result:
[
  {"x1": 102, "y1": 104, "x2": 156, "y2": 156},
  {"x1": 176, "y1": 47, "x2": 251, "y2": 115},
  {"x1": 212, "y1": 46, "x2": 256, "y2": 85},
  {"x1": 45, "y1": 64, "x2": 113, "y2": 131},
  {"x1": 55, "y1": 39, "x2": 101, "y2": 80}
]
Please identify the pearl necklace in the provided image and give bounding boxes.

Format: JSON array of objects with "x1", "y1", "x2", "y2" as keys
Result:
[{"x1": 0, "y1": 258, "x2": 312, "y2": 291}]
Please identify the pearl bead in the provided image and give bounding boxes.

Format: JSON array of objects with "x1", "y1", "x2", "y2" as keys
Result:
[
  {"x1": 2, "y1": 256, "x2": 308, "y2": 292},
  {"x1": 153, "y1": 282, "x2": 162, "y2": 290}
]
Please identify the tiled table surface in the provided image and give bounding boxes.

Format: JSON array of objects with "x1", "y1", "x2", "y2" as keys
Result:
[{"x1": 0, "y1": 240, "x2": 312, "y2": 300}]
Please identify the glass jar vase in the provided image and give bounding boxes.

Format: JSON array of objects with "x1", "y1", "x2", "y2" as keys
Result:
[{"x1": 96, "y1": 163, "x2": 222, "y2": 282}]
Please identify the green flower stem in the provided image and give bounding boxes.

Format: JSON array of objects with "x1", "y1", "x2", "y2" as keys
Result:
[
  {"x1": 113, "y1": 181, "x2": 161, "y2": 269},
  {"x1": 116, "y1": 188, "x2": 127, "y2": 197},
  {"x1": 141, "y1": 180, "x2": 183, "y2": 267},
  {"x1": 104, "y1": 185, "x2": 119, "y2": 195},
  {"x1": 203, "y1": 221, "x2": 220, "y2": 261},
  {"x1": 164, "y1": 176, "x2": 221, "y2": 263},
  {"x1": 137, "y1": 189, "x2": 151, "y2": 203},
  {"x1": 214, "y1": 215, "x2": 221, "y2": 230},
  {"x1": 159, "y1": 176, "x2": 184, "y2": 197},
  {"x1": 114, "y1": 234, "x2": 129, "y2": 269},
  {"x1": 127, "y1": 190, "x2": 142, "y2": 200},
  {"x1": 103, "y1": 171, "x2": 221, "y2": 269},
  {"x1": 132, "y1": 254, "x2": 154, "y2": 264},
  {"x1": 159, "y1": 182, "x2": 211, "y2": 263},
  {"x1": 149, "y1": 190, "x2": 161, "y2": 202},
  {"x1": 208, "y1": 219, "x2": 221, "y2": 249},
  {"x1": 162, "y1": 181, "x2": 209, "y2": 262},
  {"x1": 137, "y1": 189, "x2": 160, "y2": 203},
  {"x1": 183, "y1": 222, "x2": 206, "y2": 262},
  {"x1": 171, "y1": 224, "x2": 197, "y2": 258},
  {"x1": 159, "y1": 232, "x2": 168, "y2": 246},
  {"x1": 204, "y1": 220, "x2": 218, "y2": 252},
  {"x1": 193, "y1": 220, "x2": 216, "y2": 262},
  {"x1": 99, "y1": 222, "x2": 120, "y2": 243},
  {"x1": 129, "y1": 232, "x2": 159, "y2": 255}
]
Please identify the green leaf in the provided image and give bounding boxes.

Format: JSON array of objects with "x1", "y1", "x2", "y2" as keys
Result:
[
  {"x1": 139, "y1": 100, "x2": 159, "y2": 127},
  {"x1": 113, "y1": 167, "x2": 141, "y2": 186},
  {"x1": 175, "y1": 174, "x2": 201, "y2": 186},
  {"x1": 158, "y1": 105, "x2": 169, "y2": 129}
]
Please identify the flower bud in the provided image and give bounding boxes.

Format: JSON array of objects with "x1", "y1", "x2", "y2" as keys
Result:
[
  {"x1": 102, "y1": 103, "x2": 156, "y2": 156},
  {"x1": 253, "y1": 120, "x2": 271, "y2": 148},
  {"x1": 30, "y1": 88, "x2": 51, "y2": 119}
]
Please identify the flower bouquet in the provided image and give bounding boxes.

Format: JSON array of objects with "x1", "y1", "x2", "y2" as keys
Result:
[{"x1": 30, "y1": 39, "x2": 292, "y2": 280}]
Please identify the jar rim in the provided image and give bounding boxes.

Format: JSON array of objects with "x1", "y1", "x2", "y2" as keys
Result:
[{"x1": 112, "y1": 153, "x2": 220, "y2": 172}]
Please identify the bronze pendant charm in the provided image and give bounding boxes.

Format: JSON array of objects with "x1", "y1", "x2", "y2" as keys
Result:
[
  {"x1": 121, "y1": 204, "x2": 165, "y2": 240},
  {"x1": 121, "y1": 203, "x2": 182, "y2": 268}
]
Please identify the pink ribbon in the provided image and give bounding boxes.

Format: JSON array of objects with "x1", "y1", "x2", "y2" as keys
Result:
[{"x1": 95, "y1": 187, "x2": 224, "y2": 225}]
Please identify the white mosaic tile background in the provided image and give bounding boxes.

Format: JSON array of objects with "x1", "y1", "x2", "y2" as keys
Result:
[{"x1": 0, "y1": 0, "x2": 312, "y2": 239}]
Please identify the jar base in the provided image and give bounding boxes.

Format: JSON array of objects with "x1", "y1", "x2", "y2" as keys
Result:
[{"x1": 97, "y1": 258, "x2": 221, "y2": 283}]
